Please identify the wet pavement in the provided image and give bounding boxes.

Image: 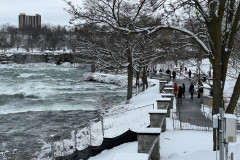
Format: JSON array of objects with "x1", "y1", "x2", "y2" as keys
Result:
[{"x1": 172, "y1": 74, "x2": 213, "y2": 128}]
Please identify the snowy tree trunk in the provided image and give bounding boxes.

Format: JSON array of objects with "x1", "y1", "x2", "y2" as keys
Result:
[
  {"x1": 226, "y1": 73, "x2": 240, "y2": 113},
  {"x1": 127, "y1": 47, "x2": 133, "y2": 100}
]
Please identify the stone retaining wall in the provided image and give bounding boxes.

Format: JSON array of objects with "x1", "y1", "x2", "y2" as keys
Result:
[{"x1": 137, "y1": 130, "x2": 160, "y2": 160}]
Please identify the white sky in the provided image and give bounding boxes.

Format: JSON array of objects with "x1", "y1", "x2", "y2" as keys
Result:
[{"x1": 0, "y1": 0, "x2": 82, "y2": 27}]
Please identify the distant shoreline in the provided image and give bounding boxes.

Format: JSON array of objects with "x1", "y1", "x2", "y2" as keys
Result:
[{"x1": 0, "y1": 52, "x2": 82, "y2": 64}]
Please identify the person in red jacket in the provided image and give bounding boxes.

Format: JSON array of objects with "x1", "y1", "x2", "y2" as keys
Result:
[{"x1": 174, "y1": 83, "x2": 178, "y2": 97}]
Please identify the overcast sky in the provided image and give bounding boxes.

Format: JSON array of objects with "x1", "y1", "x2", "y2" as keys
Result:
[{"x1": 0, "y1": 0, "x2": 82, "y2": 27}]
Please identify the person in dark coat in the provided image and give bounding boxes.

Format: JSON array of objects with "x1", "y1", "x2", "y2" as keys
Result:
[
  {"x1": 178, "y1": 86, "x2": 183, "y2": 104},
  {"x1": 188, "y1": 69, "x2": 192, "y2": 78},
  {"x1": 166, "y1": 69, "x2": 170, "y2": 74},
  {"x1": 172, "y1": 70, "x2": 176, "y2": 80},
  {"x1": 189, "y1": 82, "x2": 194, "y2": 98},
  {"x1": 182, "y1": 83, "x2": 185, "y2": 98}
]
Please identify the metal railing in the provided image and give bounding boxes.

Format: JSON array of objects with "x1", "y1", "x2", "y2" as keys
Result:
[
  {"x1": 148, "y1": 115, "x2": 166, "y2": 160},
  {"x1": 148, "y1": 137, "x2": 159, "y2": 160},
  {"x1": 172, "y1": 111, "x2": 213, "y2": 131}
]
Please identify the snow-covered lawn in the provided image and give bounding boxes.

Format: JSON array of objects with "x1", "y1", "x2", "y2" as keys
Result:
[
  {"x1": 89, "y1": 130, "x2": 234, "y2": 160},
  {"x1": 89, "y1": 116, "x2": 240, "y2": 160}
]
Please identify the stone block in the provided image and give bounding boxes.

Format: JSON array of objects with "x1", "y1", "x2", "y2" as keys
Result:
[
  {"x1": 149, "y1": 110, "x2": 167, "y2": 132},
  {"x1": 159, "y1": 81, "x2": 168, "y2": 93},
  {"x1": 161, "y1": 93, "x2": 174, "y2": 109},
  {"x1": 137, "y1": 133, "x2": 160, "y2": 160},
  {"x1": 163, "y1": 87, "x2": 174, "y2": 94},
  {"x1": 156, "y1": 98, "x2": 171, "y2": 109}
]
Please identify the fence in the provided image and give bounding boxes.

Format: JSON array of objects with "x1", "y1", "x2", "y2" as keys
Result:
[
  {"x1": 172, "y1": 111, "x2": 240, "y2": 136},
  {"x1": 172, "y1": 111, "x2": 213, "y2": 131},
  {"x1": 54, "y1": 104, "x2": 154, "y2": 160},
  {"x1": 0, "y1": 103, "x2": 154, "y2": 160},
  {"x1": 56, "y1": 129, "x2": 137, "y2": 160}
]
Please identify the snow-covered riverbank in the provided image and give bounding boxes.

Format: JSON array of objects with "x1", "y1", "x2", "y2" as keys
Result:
[{"x1": 37, "y1": 59, "x2": 240, "y2": 160}]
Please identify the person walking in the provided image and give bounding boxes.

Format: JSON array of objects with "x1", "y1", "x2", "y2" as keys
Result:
[
  {"x1": 182, "y1": 83, "x2": 185, "y2": 98},
  {"x1": 178, "y1": 86, "x2": 183, "y2": 104},
  {"x1": 198, "y1": 82, "x2": 204, "y2": 102},
  {"x1": 189, "y1": 82, "x2": 194, "y2": 98},
  {"x1": 188, "y1": 69, "x2": 192, "y2": 78},
  {"x1": 185, "y1": 66, "x2": 187, "y2": 73},
  {"x1": 172, "y1": 70, "x2": 176, "y2": 80},
  {"x1": 174, "y1": 83, "x2": 178, "y2": 97}
]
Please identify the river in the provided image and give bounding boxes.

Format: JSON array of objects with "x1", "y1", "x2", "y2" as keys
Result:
[{"x1": 0, "y1": 63, "x2": 126, "y2": 159}]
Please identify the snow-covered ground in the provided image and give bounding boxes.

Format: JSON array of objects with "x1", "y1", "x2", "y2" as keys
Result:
[
  {"x1": 90, "y1": 128, "x2": 240, "y2": 160},
  {"x1": 36, "y1": 59, "x2": 240, "y2": 160}
]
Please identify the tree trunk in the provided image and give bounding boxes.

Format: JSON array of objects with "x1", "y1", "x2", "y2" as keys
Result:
[
  {"x1": 142, "y1": 66, "x2": 148, "y2": 91},
  {"x1": 212, "y1": 65, "x2": 223, "y2": 151},
  {"x1": 226, "y1": 73, "x2": 240, "y2": 113},
  {"x1": 136, "y1": 70, "x2": 140, "y2": 94},
  {"x1": 127, "y1": 48, "x2": 133, "y2": 100}
]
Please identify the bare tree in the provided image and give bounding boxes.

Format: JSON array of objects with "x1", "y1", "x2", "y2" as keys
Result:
[{"x1": 65, "y1": 0, "x2": 167, "y2": 100}]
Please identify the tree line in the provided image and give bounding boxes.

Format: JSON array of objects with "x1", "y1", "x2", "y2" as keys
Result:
[{"x1": 0, "y1": 24, "x2": 75, "y2": 52}]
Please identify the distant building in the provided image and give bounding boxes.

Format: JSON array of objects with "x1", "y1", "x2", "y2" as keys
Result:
[{"x1": 19, "y1": 13, "x2": 41, "y2": 28}]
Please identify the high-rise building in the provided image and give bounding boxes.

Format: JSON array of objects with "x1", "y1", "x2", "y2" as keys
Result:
[{"x1": 19, "y1": 13, "x2": 41, "y2": 28}]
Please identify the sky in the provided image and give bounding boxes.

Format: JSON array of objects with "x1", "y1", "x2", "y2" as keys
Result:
[{"x1": 0, "y1": 0, "x2": 82, "y2": 27}]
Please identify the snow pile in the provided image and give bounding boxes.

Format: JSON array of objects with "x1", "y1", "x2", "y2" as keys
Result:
[
  {"x1": 83, "y1": 72, "x2": 156, "y2": 87},
  {"x1": 83, "y1": 72, "x2": 128, "y2": 87}
]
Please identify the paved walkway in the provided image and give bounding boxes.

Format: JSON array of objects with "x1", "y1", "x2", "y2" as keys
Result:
[{"x1": 171, "y1": 73, "x2": 213, "y2": 128}]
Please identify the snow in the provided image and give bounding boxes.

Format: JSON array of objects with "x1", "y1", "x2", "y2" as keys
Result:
[
  {"x1": 112, "y1": 153, "x2": 148, "y2": 160},
  {"x1": 156, "y1": 98, "x2": 171, "y2": 101},
  {"x1": 149, "y1": 25, "x2": 210, "y2": 54},
  {"x1": 159, "y1": 81, "x2": 168, "y2": 83},
  {"x1": 224, "y1": 114, "x2": 237, "y2": 119},
  {"x1": 0, "y1": 48, "x2": 73, "y2": 54},
  {"x1": 149, "y1": 109, "x2": 167, "y2": 114},
  {"x1": 83, "y1": 72, "x2": 157, "y2": 87},
  {"x1": 85, "y1": 59, "x2": 240, "y2": 160},
  {"x1": 137, "y1": 128, "x2": 161, "y2": 134},
  {"x1": 83, "y1": 72, "x2": 128, "y2": 87},
  {"x1": 161, "y1": 93, "x2": 175, "y2": 97},
  {"x1": 163, "y1": 87, "x2": 174, "y2": 90},
  {"x1": 89, "y1": 142, "x2": 147, "y2": 160},
  {"x1": 36, "y1": 58, "x2": 240, "y2": 160}
]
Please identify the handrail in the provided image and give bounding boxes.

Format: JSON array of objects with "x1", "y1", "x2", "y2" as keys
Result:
[
  {"x1": 103, "y1": 103, "x2": 154, "y2": 118},
  {"x1": 148, "y1": 115, "x2": 165, "y2": 159},
  {"x1": 148, "y1": 136, "x2": 159, "y2": 160},
  {"x1": 160, "y1": 117, "x2": 166, "y2": 128}
]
